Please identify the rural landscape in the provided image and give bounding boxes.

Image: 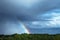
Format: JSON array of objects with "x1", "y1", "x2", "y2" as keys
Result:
[{"x1": 1, "y1": 0, "x2": 60, "y2": 40}]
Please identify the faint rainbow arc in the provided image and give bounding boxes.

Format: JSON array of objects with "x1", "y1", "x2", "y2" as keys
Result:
[{"x1": 20, "y1": 22, "x2": 30, "y2": 34}]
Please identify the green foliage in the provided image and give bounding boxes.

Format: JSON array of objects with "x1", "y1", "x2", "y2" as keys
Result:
[{"x1": 0, "y1": 33, "x2": 60, "y2": 40}]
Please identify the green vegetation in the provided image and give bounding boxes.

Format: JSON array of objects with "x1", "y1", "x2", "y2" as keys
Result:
[{"x1": 0, "y1": 33, "x2": 60, "y2": 40}]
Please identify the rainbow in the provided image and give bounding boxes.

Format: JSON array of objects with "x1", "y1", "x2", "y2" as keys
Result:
[
  {"x1": 22, "y1": 24, "x2": 30, "y2": 34},
  {"x1": 20, "y1": 21, "x2": 30, "y2": 34}
]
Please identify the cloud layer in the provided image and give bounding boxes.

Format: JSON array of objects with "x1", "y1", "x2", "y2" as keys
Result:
[{"x1": 0, "y1": 0, "x2": 60, "y2": 34}]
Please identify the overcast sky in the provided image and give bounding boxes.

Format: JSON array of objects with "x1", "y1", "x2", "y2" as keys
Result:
[{"x1": 0, "y1": 0, "x2": 60, "y2": 34}]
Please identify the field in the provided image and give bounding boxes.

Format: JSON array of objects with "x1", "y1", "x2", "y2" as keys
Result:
[{"x1": 0, "y1": 33, "x2": 60, "y2": 40}]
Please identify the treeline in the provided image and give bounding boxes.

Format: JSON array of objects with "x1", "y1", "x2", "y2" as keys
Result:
[{"x1": 0, "y1": 33, "x2": 60, "y2": 40}]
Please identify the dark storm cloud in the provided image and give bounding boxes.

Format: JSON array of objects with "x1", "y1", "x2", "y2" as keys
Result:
[
  {"x1": 0, "y1": 13, "x2": 19, "y2": 34},
  {"x1": 0, "y1": 13, "x2": 29, "y2": 34},
  {"x1": 1, "y1": 0, "x2": 60, "y2": 21},
  {"x1": 0, "y1": 0, "x2": 60, "y2": 34}
]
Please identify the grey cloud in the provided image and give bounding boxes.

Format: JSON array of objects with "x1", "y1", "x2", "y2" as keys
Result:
[
  {"x1": 0, "y1": 13, "x2": 28, "y2": 35},
  {"x1": 1, "y1": 0, "x2": 60, "y2": 21},
  {"x1": 0, "y1": 0, "x2": 60, "y2": 34}
]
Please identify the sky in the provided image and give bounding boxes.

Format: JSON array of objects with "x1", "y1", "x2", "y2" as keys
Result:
[{"x1": 0, "y1": 0, "x2": 60, "y2": 34}]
